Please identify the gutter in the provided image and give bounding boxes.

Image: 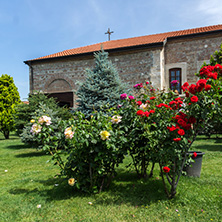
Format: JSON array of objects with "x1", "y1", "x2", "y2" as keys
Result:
[{"x1": 23, "y1": 42, "x2": 164, "y2": 64}]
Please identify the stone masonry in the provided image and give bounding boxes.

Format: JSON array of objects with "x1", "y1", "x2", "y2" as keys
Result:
[{"x1": 26, "y1": 27, "x2": 222, "y2": 107}]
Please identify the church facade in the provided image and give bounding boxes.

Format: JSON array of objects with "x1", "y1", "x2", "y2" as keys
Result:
[{"x1": 24, "y1": 24, "x2": 222, "y2": 107}]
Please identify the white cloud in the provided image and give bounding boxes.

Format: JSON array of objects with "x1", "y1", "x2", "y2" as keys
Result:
[{"x1": 197, "y1": 0, "x2": 222, "y2": 24}]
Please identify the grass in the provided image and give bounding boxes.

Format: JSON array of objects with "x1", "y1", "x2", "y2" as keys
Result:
[{"x1": 0, "y1": 133, "x2": 221, "y2": 222}]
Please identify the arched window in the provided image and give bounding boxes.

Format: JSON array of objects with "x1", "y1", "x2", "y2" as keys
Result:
[{"x1": 169, "y1": 68, "x2": 182, "y2": 93}]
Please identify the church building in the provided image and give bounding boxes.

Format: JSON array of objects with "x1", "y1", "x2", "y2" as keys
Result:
[{"x1": 24, "y1": 24, "x2": 222, "y2": 107}]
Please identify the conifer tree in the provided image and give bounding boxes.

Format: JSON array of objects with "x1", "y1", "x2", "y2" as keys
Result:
[
  {"x1": 76, "y1": 50, "x2": 129, "y2": 117},
  {"x1": 0, "y1": 74, "x2": 20, "y2": 139}
]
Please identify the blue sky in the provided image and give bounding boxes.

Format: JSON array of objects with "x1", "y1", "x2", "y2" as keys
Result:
[{"x1": 0, "y1": 0, "x2": 222, "y2": 100}]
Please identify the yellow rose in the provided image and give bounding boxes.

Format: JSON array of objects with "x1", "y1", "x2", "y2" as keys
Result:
[
  {"x1": 68, "y1": 178, "x2": 75, "y2": 186},
  {"x1": 100, "y1": 131, "x2": 110, "y2": 140},
  {"x1": 30, "y1": 119, "x2": 35, "y2": 123}
]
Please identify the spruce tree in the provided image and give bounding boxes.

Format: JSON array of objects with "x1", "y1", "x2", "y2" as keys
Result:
[{"x1": 76, "y1": 50, "x2": 129, "y2": 117}]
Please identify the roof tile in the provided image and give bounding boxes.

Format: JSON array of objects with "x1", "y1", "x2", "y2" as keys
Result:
[{"x1": 27, "y1": 24, "x2": 222, "y2": 62}]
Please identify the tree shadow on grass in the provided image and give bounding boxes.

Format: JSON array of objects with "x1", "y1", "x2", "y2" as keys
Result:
[
  {"x1": 9, "y1": 177, "x2": 90, "y2": 201},
  {"x1": 10, "y1": 169, "x2": 168, "y2": 206},
  {"x1": 192, "y1": 143, "x2": 222, "y2": 152},
  {"x1": 195, "y1": 136, "x2": 222, "y2": 142},
  {"x1": 101, "y1": 170, "x2": 168, "y2": 206},
  {"x1": 192, "y1": 137, "x2": 222, "y2": 152},
  {"x1": 0, "y1": 132, "x2": 20, "y2": 140},
  {"x1": 15, "y1": 151, "x2": 47, "y2": 158},
  {"x1": 0, "y1": 137, "x2": 18, "y2": 141},
  {"x1": 5, "y1": 143, "x2": 33, "y2": 150}
]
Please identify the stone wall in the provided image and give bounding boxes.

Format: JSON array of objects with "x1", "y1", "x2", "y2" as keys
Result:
[
  {"x1": 31, "y1": 47, "x2": 162, "y2": 94},
  {"x1": 165, "y1": 34, "x2": 222, "y2": 85},
  {"x1": 30, "y1": 32, "x2": 222, "y2": 107}
]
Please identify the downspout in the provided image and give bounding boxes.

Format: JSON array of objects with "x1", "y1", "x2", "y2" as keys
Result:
[
  {"x1": 160, "y1": 37, "x2": 167, "y2": 90},
  {"x1": 27, "y1": 61, "x2": 34, "y2": 95}
]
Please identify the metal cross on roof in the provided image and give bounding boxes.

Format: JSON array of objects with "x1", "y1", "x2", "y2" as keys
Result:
[{"x1": 105, "y1": 28, "x2": 114, "y2": 41}]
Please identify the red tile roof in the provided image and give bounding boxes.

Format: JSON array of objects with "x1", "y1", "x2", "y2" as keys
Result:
[{"x1": 26, "y1": 24, "x2": 222, "y2": 62}]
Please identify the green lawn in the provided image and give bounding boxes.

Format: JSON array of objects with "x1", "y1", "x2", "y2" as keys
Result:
[{"x1": 0, "y1": 133, "x2": 221, "y2": 222}]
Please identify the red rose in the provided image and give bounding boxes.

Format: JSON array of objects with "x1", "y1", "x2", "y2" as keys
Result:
[
  {"x1": 182, "y1": 82, "x2": 189, "y2": 92},
  {"x1": 173, "y1": 138, "x2": 181, "y2": 142},
  {"x1": 196, "y1": 79, "x2": 207, "y2": 89},
  {"x1": 214, "y1": 64, "x2": 222, "y2": 73},
  {"x1": 163, "y1": 166, "x2": 170, "y2": 173},
  {"x1": 199, "y1": 66, "x2": 214, "y2": 76},
  {"x1": 167, "y1": 125, "x2": 177, "y2": 132},
  {"x1": 143, "y1": 111, "x2": 150, "y2": 117},
  {"x1": 150, "y1": 97, "x2": 156, "y2": 100},
  {"x1": 174, "y1": 115, "x2": 181, "y2": 120},
  {"x1": 136, "y1": 110, "x2": 144, "y2": 116},
  {"x1": 205, "y1": 85, "x2": 211, "y2": 91},
  {"x1": 188, "y1": 116, "x2": 196, "y2": 124},
  {"x1": 190, "y1": 96, "x2": 198, "y2": 103},
  {"x1": 188, "y1": 84, "x2": 197, "y2": 95},
  {"x1": 149, "y1": 109, "x2": 155, "y2": 114},
  {"x1": 184, "y1": 124, "x2": 191, "y2": 130},
  {"x1": 179, "y1": 111, "x2": 187, "y2": 118},
  {"x1": 136, "y1": 101, "x2": 142, "y2": 106},
  {"x1": 193, "y1": 152, "x2": 197, "y2": 158},
  {"x1": 183, "y1": 82, "x2": 189, "y2": 87},
  {"x1": 178, "y1": 129, "x2": 185, "y2": 136},
  {"x1": 177, "y1": 119, "x2": 187, "y2": 127},
  {"x1": 169, "y1": 101, "x2": 177, "y2": 105},
  {"x1": 185, "y1": 92, "x2": 189, "y2": 97},
  {"x1": 208, "y1": 72, "x2": 218, "y2": 80}
]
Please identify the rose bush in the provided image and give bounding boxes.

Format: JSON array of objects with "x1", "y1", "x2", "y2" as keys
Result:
[
  {"x1": 28, "y1": 57, "x2": 221, "y2": 198},
  {"x1": 30, "y1": 109, "x2": 127, "y2": 193},
  {"x1": 114, "y1": 63, "x2": 222, "y2": 198}
]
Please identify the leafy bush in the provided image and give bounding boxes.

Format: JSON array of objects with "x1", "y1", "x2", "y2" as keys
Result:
[
  {"x1": 28, "y1": 51, "x2": 222, "y2": 199},
  {"x1": 29, "y1": 109, "x2": 127, "y2": 193},
  {"x1": 14, "y1": 92, "x2": 72, "y2": 135},
  {"x1": 114, "y1": 69, "x2": 222, "y2": 198},
  {"x1": 20, "y1": 103, "x2": 64, "y2": 147},
  {"x1": 197, "y1": 43, "x2": 222, "y2": 137}
]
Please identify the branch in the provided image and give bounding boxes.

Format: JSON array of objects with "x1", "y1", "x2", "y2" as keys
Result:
[{"x1": 159, "y1": 162, "x2": 170, "y2": 198}]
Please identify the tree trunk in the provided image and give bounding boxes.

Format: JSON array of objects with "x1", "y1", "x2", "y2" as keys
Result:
[
  {"x1": 149, "y1": 162, "x2": 155, "y2": 178},
  {"x1": 3, "y1": 131, "x2": 10, "y2": 139}
]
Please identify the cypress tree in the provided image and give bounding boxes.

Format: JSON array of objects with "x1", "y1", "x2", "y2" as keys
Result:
[{"x1": 0, "y1": 74, "x2": 20, "y2": 139}]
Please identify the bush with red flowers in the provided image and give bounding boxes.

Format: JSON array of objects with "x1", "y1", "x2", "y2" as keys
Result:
[
  {"x1": 116, "y1": 55, "x2": 222, "y2": 198},
  {"x1": 163, "y1": 166, "x2": 170, "y2": 173}
]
